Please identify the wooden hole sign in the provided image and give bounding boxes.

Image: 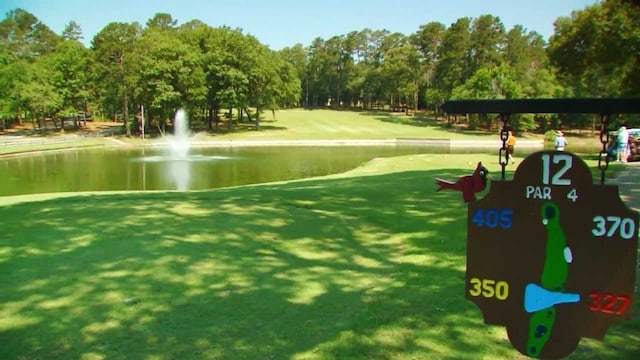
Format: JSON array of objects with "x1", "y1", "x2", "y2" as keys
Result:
[{"x1": 466, "y1": 150, "x2": 638, "y2": 359}]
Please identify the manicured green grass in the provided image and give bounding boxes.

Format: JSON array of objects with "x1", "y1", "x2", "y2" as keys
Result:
[
  {"x1": 201, "y1": 109, "x2": 509, "y2": 141},
  {"x1": 1, "y1": 154, "x2": 637, "y2": 360}
]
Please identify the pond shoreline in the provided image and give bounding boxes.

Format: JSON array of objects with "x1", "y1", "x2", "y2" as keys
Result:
[
  {"x1": 0, "y1": 137, "x2": 545, "y2": 158},
  {"x1": 150, "y1": 137, "x2": 545, "y2": 149}
]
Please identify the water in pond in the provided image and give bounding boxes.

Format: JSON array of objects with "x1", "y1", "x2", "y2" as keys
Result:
[
  {"x1": 0, "y1": 144, "x2": 558, "y2": 197},
  {"x1": 1, "y1": 104, "x2": 601, "y2": 197}
]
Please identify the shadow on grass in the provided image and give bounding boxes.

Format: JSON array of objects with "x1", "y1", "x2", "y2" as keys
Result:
[
  {"x1": 361, "y1": 111, "x2": 433, "y2": 128},
  {"x1": 204, "y1": 121, "x2": 288, "y2": 135},
  {"x1": 361, "y1": 112, "x2": 494, "y2": 138},
  {"x1": 0, "y1": 169, "x2": 637, "y2": 359}
]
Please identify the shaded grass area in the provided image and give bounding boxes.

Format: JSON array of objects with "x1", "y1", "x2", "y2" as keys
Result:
[
  {"x1": 360, "y1": 111, "x2": 488, "y2": 137},
  {"x1": 0, "y1": 155, "x2": 638, "y2": 360}
]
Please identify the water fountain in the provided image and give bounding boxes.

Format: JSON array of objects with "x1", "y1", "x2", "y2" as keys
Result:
[
  {"x1": 132, "y1": 108, "x2": 233, "y2": 191},
  {"x1": 164, "y1": 108, "x2": 192, "y2": 190},
  {"x1": 167, "y1": 109, "x2": 190, "y2": 159}
]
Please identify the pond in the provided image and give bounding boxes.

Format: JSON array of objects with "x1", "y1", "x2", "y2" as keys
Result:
[{"x1": 0, "y1": 142, "x2": 596, "y2": 197}]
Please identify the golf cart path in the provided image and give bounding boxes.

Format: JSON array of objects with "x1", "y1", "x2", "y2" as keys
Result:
[{"x1": 612, "y1": 162, "x2": 640, "y2": 213}]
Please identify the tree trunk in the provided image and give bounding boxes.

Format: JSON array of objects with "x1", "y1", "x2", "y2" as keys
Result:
[
  {"x1": 255, "y1": 106, "x2": 260, "y2": 130},
  {"x1": 120, "y1": 53, "x2": 131, "y2": 137},
  {"x1": 123, "y1": 92, "x2": 130, "y2": 137},
  {"x1": 83, "y1": 100, "x2": 87, "y2": 128}
]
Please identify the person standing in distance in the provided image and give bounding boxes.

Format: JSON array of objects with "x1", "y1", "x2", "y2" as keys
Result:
[
  {"x1": 616, "y1": 125, "x2": 630, "y2": 163},
  {"x1": 554, "y1": 130, "x2": 568, "y2": 151},
  {"x1": 506, "y1": 130, "x2": 516, "y2": 164}
]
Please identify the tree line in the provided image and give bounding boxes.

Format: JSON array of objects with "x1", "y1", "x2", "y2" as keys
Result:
[{"x1": 0, "y1": 0, "x2": 638, "y2": 136}]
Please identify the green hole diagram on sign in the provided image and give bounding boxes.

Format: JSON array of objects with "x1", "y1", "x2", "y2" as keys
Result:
[{"x1": 525, "y1": 202, "x2": 580, "y2": 357}]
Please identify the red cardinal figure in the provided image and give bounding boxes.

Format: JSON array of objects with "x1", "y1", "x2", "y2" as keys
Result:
[{"x1": 434, "y1": 162, "x2": 489, "y2": 203}]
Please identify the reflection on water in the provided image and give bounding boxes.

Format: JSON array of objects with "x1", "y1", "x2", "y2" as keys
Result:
[
  {"x1": 167, "y1": 160, "x2": 190, "y2": 191},
  {"x1": 131, "y1": 155, "x2": 232, "y2": 163},
  {"x1": 132, "y1": 154, "x2": 233, "y2": 191},
  {"x1": 0, "y1": 145, "x2": 553, "y2": 196}
]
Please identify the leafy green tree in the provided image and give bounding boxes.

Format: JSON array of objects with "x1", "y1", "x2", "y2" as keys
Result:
[
  {"x1": 240, "y1": 35, "x2": 278, "y2": 128},
  {"x1": 0, "y1": 9, "x2": 60, "y2": 124},
  {"x1": 320, "y1": 35, "x2": 348, "y2": 108},
  {"x1": 62, "y1": 21, "x2": 83, "y2": 41},
  {"x1": 273, "y1": 57, "x2": 301, "y2": 109},
  {"x1": 434, "y1": 18, "x2": 472, "y2": 101},
  {"x1": 136, "y1": 22, "x2": 206, "y2": 129},
  {"x1": 0, "y1": 8, "x2": 60, "y2": 61},
  {"x1": 92, "y1": 22, "x2": 142, "y2": 137},
  {"x1": 504, "y1": 26, "x2": 538, "y2": 84},
  {"x1": 179, "y1": 20, "x2": 221, "y2": 128},
  {"x1": 146, "y1": 13, "x2": 178, "y2": 30},
  {"x1": 17, "y1": 58, "x2": 62, "y2": 132},
  {"x1": 469, "y1": 15, "x2": 506, "y2": 74},
  {"x1": 548, "y1": 6, "x2": 603, "y2": 97},
  {"x1": 548, "y1": 0, "x2": 640, "y2": 97},
  {"x1": 306, "y1": 37, "x2": 330, "y2": 107},
  {"x1": 279, "y1": 44, "x2": 307, "y2": 106},
  {"x1": 411, "y1": 22, "x2": 445, "y2": 112},
  {"x1": 380, "y1": 45, "x2": 422, "y2": 112},
  {"x1": 367, "y1": 31, "x2": 408, "y2": 109},
  {"x1": 0, "y1": 59, "x2": 30, "y2": 124},
  {"x1": 451, "y1": 65, "x2": 522, "y2": 130},
  {"x1": 52, "y1": 39, "x2": 90, "y2": 127}
]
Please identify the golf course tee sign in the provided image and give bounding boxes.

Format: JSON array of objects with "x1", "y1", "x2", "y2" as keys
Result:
[{"x1": 466, "y1": 150, "x2": 638, "y2": 359}]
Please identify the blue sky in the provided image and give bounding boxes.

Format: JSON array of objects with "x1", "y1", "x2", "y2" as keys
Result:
[{"x1": 2, "y1": 0, "x2": 597, "y2": 49}]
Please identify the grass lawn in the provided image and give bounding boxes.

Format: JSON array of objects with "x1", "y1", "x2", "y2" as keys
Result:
[
  {"x1": 1, "y1": 154, "x2": 637, "y2": 360},
  {"x1": 193, "y1": 109, "x2": 532, "y2": 141}
]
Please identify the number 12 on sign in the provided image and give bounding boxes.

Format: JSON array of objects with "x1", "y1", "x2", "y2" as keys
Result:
[{"x1": 541, "y1": 154, "x2": 572, "y2": 186}]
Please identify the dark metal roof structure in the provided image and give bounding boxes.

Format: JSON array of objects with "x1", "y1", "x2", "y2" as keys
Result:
[{"x1": 441, "y1": 98, "x2": 640, "y2": 115}]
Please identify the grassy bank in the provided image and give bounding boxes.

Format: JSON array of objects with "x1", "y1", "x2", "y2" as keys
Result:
[
  {"x1": 192, "y1": 109, "x2": 600, "y2": 146},
  {"x1": 0, "y1": 138, "x2": 113, "y2": 156},
  {"x1": 1, "y1": 154, "x2": 637, "y2": 360},
  {"x1": 183, "y1": 109, "x2": 532, "y2": 141}
]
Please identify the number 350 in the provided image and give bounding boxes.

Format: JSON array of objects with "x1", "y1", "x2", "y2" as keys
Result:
[{"x1": 468, "y1": 278, "x2": 509, "y2": 300}]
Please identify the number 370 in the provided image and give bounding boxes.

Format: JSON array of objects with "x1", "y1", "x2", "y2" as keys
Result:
[{"x1": 592, "y1": 216, "x2": 636, "y2": 240}]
